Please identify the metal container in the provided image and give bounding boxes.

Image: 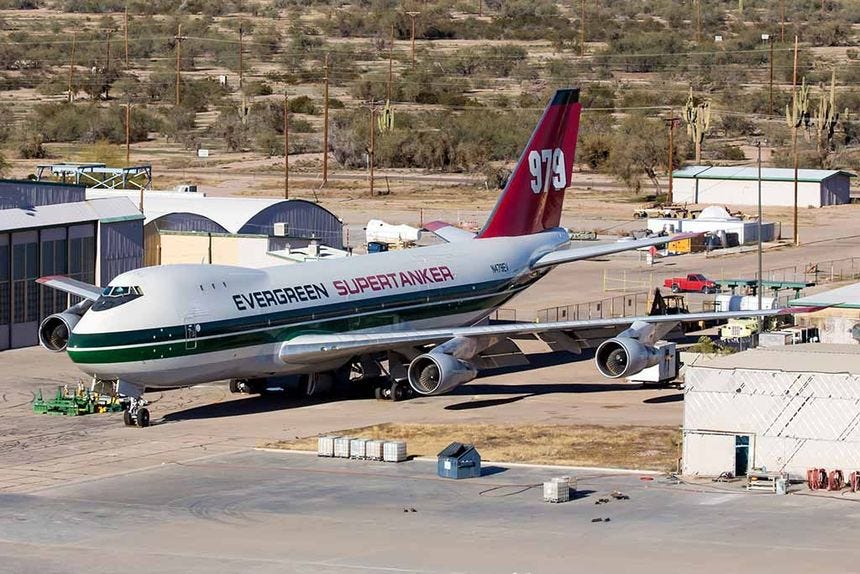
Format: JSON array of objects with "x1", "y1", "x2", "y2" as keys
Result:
[
  {"x1": 543, "y1": 477, "x2": 570, "y2": 503},
  {"x1": 317, "y1": 435, "x2": 338, "y2": 457},
  {"x1": 333, "y1": 437, "x2": 352, "y2": 458},
  {"x1": 350, "y1": 438, "x2": 368, "y2": 459},
  {"x1": 366, "y1": 440, "x2": 385, "y2": 461},
  {"x1": 383, "y1": 440, "x2": 407, "y2": 462}
]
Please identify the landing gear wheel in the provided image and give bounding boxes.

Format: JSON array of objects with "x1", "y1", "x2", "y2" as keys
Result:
[
  {"x1": 390, "y1": 382, "x2": 406, "y2": 402},
  {"x1": 136, "y1": 407, "x2": 150, "y2": 428},
  {"x1": 374, "y1": 386, "x2": 384, "y2": 400},
  {"x1": 123, "y1": 409, "x2": 134, "y2": 426},
  {"x1": 229, "y1": 379, "x2": 241, "y2": 393}
]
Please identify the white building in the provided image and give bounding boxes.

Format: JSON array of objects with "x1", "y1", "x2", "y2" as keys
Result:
[
  {"x1": 683, "y1": 344, "x2": 860, "y2": 479},
  {"x1": 672, "y1": 166, "x2": 853, "y2": 207},
  {"x1": 647, "y1": 205, "x2": 776, "y2": 245}
]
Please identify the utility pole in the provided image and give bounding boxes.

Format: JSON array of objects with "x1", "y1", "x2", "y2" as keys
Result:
[
  {"x1": 791, "y1": 35, "x2": 799, "y2": 246},
  {"x1": 124, "y1": 3, "x2": 129, "y2": 68},
  {"x1": 697, "y1": 0, "x2": 702, "y2": 43},
  {"x1": 104, "y1": 28, "x2": 113, "y2": 99},
  {"x1": 387, "y1": 24, "x2": 394, "y2": 101},
  {"x1": 68, "y1": 30, "x2": 76, "y2": 103},
  {"x1": 780, "y1": 0, "x2": 785, "y2": 43},
  {"x1": 175, "y1": 24, "x2": 183, "y2": 107},
  {"x1": 478, "y1": 0, "x2": 482, "y2": 17},
  {"x1": 579, "y1": 0, "x2": 585, "y2": 57},
  {"x1": 666, "y1": 113, "x2": 679, "y2": 205},
  {"x1": 406, "y1": 11, "x2": 419, "y2": 70},
  {"x1": 756, "y1": 141, "x2": 763, "y2": 314},
  {"x1": 238, "y1": 27, "x2": 244, "y2": 91},
  {"x1": 284, "y1": 92, "x2": 290, "y2": 199},
  {"x1": 322, "y1": 54, "x2": 329, "y2": 186},
  {"x1": 369, "y1": 105, "x2": 376, "y2": 196},
  {"x1": 125, "y1": 102, "x2": 131, "y2": 165},
  {"x1": 768, "y1": 34, "x2": 774, "y2": 115}
]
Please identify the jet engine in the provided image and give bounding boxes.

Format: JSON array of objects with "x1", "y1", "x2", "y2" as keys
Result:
[
  {"x1": 407, "y1": 351, "x2": 478, "y2": 396},
  {"x1": 38, "y1": 301, "x2": 91, "y2": 352},
  {"x1": 594, "y1": 337, "x2": 660, "y2": 379}
]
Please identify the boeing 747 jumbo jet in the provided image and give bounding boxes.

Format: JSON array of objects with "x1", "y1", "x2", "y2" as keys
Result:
[{"x1": 37, "y1": 88, "x2": 804, "y2": 426}]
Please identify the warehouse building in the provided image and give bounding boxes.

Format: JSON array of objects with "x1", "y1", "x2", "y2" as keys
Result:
[
  {"x1": 86, "y1": 191, "x2": 345, "y2": 267},
  {"x1": 682, "y1": 344, "x2": 860, "y2": 479},
  {"x1": 672, "y1": 166, "x2": 853, "y2": 207},
  {"x1": 0, "y1": 180, "x2": 143, "y2": 351}
]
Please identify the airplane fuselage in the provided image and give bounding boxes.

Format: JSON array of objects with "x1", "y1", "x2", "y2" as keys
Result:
[{"x1": 67, "y1": 228, "x2": 569, "y2": 388}]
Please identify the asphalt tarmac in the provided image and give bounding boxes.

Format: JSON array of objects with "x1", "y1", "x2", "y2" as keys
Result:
[{"x1": 1, "y1": 450, "x2": 858, "y2": 574}]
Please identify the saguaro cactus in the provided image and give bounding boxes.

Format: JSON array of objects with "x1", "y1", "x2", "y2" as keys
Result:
[
  {"x1": 684, "y1": 88, "x2": 711, "y2": 163},
  {"x1": 785, "y1": 77, "x2": 811, "y2": 131},
  {"x1": 814, "y1": 71, "x2": 840, "y2": 154}
]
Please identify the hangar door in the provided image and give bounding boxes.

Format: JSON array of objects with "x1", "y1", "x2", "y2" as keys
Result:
[{"x1": 682, "y1": 431, "x2": 753, "y2": 477}]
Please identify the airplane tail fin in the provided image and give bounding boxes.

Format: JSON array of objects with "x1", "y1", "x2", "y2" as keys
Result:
[{"x1": 478, "y1": 88, "x2": 581, "y2": 239}]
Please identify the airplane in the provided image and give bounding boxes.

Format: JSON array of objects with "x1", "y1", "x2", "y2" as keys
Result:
[{"x1": 36, "y1": 88, "x2": 805, "y2": 427}]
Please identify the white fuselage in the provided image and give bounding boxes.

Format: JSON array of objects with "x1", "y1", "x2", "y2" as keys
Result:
[{"x1": 67, "y1": 229, "x2": 569, "y2": 387}]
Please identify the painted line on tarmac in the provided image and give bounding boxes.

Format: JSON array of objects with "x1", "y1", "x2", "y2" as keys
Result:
[{"x1": 255, "y1": 447, "x2": 664, "y2": 475}]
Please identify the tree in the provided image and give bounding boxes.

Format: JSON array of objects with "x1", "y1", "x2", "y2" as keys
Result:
[
  {"x1": 0, "y1": 150, "x2": 9, "y2": 176},
  {"x1": 606, "y1": 115, "x2": 682, "y2": 194}
]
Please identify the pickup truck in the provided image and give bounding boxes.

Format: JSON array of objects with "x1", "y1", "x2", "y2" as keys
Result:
[{"x1": 663, "y1": 274, "x2": 720, "y2": 294}]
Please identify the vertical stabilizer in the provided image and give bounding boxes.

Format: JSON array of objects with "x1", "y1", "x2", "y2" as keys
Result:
[{"x1": 478, "y1": 89, "x2": 581, "y2": 238}]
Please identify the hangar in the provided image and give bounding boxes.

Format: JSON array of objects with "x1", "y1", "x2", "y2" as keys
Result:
[
  {"x1": 0, "y1": 180, "x2": 143, "y2": 351},
  {"x1": 85, "y1": 191, "x2": 345, "y2": 267},
  {"x1": 682, "y1": 344, "x2": 860, "y2": 478},
  {"x1": 672, "y1": 166, "x2": 853, "y2": 207}
]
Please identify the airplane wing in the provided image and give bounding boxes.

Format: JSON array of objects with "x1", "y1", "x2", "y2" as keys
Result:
[
  {"x1": 279, "y1": 307, "x2": 814, "y2": 364},
  {"x1": 423, "y1": 221, "x2": 476, "y2": 242},
  {"x1": 36, "y1": 275, "x2": 102, "y2": 301},
  {"x1": 531, "y1": 232, "x2": 699, "y2": 269}
]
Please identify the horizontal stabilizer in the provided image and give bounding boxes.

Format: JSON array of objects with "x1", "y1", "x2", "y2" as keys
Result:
[
  {"x1": 424, "y1": 221, "x2": 476, "y2": 242},
  {"x1": 532, "y1": 232, "x2": 700, "y2": 269}
]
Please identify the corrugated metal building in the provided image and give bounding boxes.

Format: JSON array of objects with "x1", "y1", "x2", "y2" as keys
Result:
[
  {"x1": 672, "y1": 166, "x2": 853, "y2": 207},
  {"x1": 0, "y1": 180, "x2": 143, "y2": 350},
  {"x1": 85, "y1": 191, "x2": 345, "y2": 267},
  {"x1": 683, "y1": 344, "x2": 860, "y2": 479},
  {"x1": 791, "y1": 283, "x2": 860, "y2": 345}
]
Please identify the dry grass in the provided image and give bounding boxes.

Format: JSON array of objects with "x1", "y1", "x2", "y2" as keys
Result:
[{"x1": 267, "y1": 423, "x2": 680, "y2": 471}]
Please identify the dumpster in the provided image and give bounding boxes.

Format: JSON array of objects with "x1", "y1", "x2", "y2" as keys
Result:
[{"x1": 437, "y1": 442, "x2": 481, "y2": 479}]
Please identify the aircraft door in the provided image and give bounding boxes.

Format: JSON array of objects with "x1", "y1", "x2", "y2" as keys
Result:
[{"x1": 184, "y1": 316, "x2": 202, "y2": 350}]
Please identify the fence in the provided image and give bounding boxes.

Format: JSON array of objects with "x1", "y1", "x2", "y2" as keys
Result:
[{"x1": 536, "y1": 291, "x2": 651, "y2": 323}]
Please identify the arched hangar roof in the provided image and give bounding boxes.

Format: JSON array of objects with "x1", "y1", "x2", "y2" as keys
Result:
[{"x1": 85, "y1": 191, "x2": 344, "y2": 248}]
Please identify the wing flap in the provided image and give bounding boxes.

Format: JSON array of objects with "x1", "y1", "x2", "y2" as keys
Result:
[
  {"x1": 532, "y1": 232, "x2": 700, "y2": 269},
  {"x1": 36, "y1": 275, "x2": 102, "y2": 301}
]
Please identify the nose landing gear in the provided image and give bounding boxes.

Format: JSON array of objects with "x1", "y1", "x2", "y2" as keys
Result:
[{"x1": 123, "y1": 397, "x2": 150, "y2": 427}]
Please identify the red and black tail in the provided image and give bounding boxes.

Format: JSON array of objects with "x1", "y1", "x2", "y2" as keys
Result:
[{"x1": 478, "y1": 88, "x2": 581, "y2": 239}]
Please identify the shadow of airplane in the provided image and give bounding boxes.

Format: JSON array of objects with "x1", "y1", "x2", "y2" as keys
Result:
[{"x1": 642, "y1": 393, "x2": 684, "y2": 404}]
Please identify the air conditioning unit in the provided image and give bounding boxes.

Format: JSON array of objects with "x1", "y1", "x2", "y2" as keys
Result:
[{"x1": 273, "y1": 222, "x2": 289, "y2": 237}]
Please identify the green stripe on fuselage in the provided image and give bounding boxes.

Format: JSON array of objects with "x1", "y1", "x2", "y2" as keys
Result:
[{"x1": 67, "y1": 277, "x2": 531, "y2": 364}]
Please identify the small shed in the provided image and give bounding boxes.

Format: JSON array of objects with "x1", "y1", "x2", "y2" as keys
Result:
[{"x1": 437, "y1": 442, "x2": 481, "y2": 479}]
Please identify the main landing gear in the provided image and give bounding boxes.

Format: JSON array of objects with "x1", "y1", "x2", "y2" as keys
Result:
[
  {"x1": 374, "y1": 380, "x2": 411, "y2": 402},
  {"x1": 123, "y1": 397, "x2": 150, "y2": 428}
]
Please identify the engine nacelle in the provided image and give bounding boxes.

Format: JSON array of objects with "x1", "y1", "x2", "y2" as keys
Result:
[
  {"x1": 595, "y1": 337, "x2": 660, "y2": 379},
  {"x1": 38, "y1": 312, "x2": 82, "y2": 352},
  {"x1": 407, "y1": 352, "x2": 478, "y2": 396}
]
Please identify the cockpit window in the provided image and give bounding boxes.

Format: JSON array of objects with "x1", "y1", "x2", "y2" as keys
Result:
[
  {"x1": 92, "y1": 285, "x2": 143, "y2": 311},
  {"x1": 102, "y1": 286, "x2": 143, "y2": 297}
]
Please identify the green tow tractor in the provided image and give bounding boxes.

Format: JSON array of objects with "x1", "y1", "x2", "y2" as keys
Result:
[{"x1": 32, "y1": 384, "x2": 126, "y2": 417}]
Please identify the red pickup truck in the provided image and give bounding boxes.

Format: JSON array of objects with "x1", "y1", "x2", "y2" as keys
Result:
[{"x1": 663, "y1": 274, "x2": 720, "y2": 294}]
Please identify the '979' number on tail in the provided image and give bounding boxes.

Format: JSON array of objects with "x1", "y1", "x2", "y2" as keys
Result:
[{"x1": 528, "y1": 148, "x2": 566, "y2": 194}]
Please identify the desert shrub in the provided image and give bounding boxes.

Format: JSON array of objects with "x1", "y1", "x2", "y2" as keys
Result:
[
  {"x1": 288, "y1": 95, "x2": 317, "y2": 115},
  {"x1": 714, "y1": 144, "x2": 746, "y2": 161}
]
